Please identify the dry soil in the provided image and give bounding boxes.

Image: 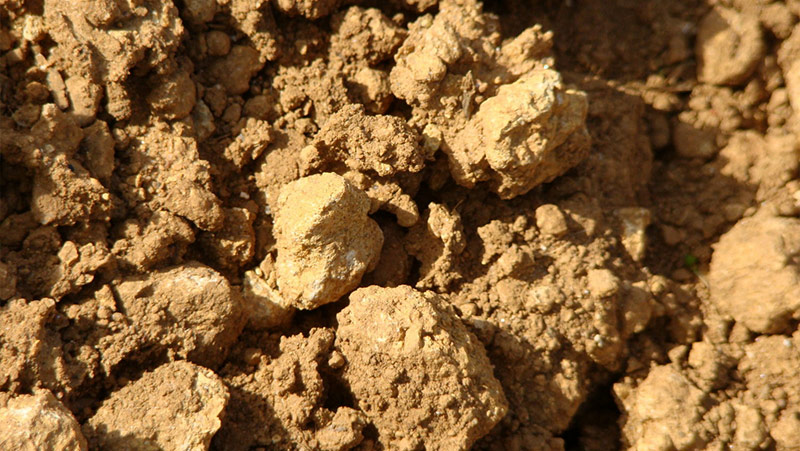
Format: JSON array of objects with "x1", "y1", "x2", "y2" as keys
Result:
[{"x1": 1, "y1": 0, "x2": 800, "y2": 450}]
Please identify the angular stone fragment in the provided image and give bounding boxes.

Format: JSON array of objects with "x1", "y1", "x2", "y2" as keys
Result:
[
  {"x1": 447, "y1": 69, "x2": 590, "y2": 199},
  {"x1": 336, "y1": 285, "x2": 508, "y2": 450},
  {"x1": 273, "y1": 173, "x2": 383, "y2": 309},
  {"x1": 84, "y1": 361, "x2": 228, "y2": 451},
  {"x1": 0, "y1": 391, "x2": 87, "y2": 451},
  {"x1": 615, "y1": 365, "x2": 708, "y2": 450},
  {"x1": 241, "y1": 268, "x2": 295, "y2": 330}
]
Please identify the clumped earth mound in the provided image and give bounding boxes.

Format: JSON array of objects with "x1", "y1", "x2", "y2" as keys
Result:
[{"x1": 1, "y1": 0, "x2": 800, "y2": 449}]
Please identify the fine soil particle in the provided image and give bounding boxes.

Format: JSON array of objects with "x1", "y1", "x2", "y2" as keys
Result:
[{"x1": 1, "y1": 0, "x2": 799, "y2": 450}]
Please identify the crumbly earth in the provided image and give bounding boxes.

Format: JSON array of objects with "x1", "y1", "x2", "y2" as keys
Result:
[
  {"x1": 336, "y1": 285, "x2": 508, "y2": 450},
  {"x1": 83, "y1": 360, "x2": 228, "y2": 450},
  {"x1": 1, "y1": 0, "x2": 800, "y2": 449}
]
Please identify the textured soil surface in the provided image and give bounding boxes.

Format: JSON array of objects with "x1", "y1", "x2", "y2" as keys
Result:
[{"x1": 1, "y1": 0, "x2": 800, "y2": 449}]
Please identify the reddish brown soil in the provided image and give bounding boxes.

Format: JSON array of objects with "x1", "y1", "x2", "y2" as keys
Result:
[{"x1": 1, "y1": 0, "x2": 799, "y2": 450}]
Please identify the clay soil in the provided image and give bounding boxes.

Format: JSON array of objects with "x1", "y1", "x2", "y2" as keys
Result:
[{"x1": 2, "y1": 0, "x2": 800, "y2": 450}]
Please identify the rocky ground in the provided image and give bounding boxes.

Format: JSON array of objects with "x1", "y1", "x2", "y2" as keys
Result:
[{"x1": 1, "y1": 0, "x2": 799, "y2": 449}]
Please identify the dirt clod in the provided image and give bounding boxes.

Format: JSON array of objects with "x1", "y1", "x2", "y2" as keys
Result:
[
  {"x1": 336, "y1": 285, "x2": 508, "y2": 450},
  {"x1": 709, "y1": 211, "x2": 800, "y2": 334},
  {"x1": 1, "y1": 0, "x2": 799, "y2": 448},
  {"x1": 84, "y1": 361, "x2": 228, "y2": 451}
]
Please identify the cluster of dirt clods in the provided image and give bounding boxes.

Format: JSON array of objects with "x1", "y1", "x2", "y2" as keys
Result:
[{"x1": 2, "y1": 0, "x2": 800, "y2": 449}]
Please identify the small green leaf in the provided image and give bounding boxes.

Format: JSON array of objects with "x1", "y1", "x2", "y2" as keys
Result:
[{"x1": 683, "y1": 254, "x2": 698, "y2": 270}]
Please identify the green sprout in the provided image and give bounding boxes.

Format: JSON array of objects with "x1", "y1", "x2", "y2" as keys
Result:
[
  {"x1": 683, "y1": 253, "x2": 709, "y2": 289},
  {"x1": 683, "y1": 254, "x2": 699, "y2": 271}
]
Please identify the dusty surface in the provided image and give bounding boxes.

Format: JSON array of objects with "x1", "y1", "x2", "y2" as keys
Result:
[
  {"x1": 1, "y1": 0, "x2": 800, "y2": 449},
  {"x1": 336, "y1": 285, "x2": 508, "y2": 450},
  {"x1": 83, "y1": 360, "x2": 228, "y2": 450}
]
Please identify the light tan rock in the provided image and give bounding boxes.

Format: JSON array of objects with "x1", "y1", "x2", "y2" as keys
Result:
[
  {"x1": 447, "y1": 69, "x2": 590, "y2": 199},
  {"x1": 536, "y1": 203, "x2": 569, "y2": 238},
  {"x1": 695, "y1": 7, "x2": 765, "y2": 86},
  {"x1": 273, "y1": 173, "x2": 383, "y2": 309},
  {"x1": 273, "y1": 0, "x2": 341, "y2": 20},
  {"x1": 0, "y1": 391, "x2": 87, "y2": 451},
  {"x1": 241, "y1": 267, "x2": 295, "y2": 330},
  {"x1": 615, "y1": 365, "x2": 707, "y2": 450}
]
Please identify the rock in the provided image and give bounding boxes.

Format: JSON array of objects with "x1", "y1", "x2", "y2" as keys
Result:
[
  {"x1": 274, "y1": 0, "x2": 341, "y2": 20},
  {"x1": 615, "y1": 365, "x2": 707, "y2": 450},
  {"x1": 615, "y1": 207, "x2": 651, "y2": 262},
  {"x1": 535, "y1": 203, "x2": 569, "y2": 238},
  {"x1": 241, "y1": 267, "x2": 295, "y2": 330},
  {"x1": 273, "y1": 173, "x2": 383, "y2": 309},
  {"x1": 587, "y1": 269, "x2": 620, "y2": 298},
  {"x1": 111, "y1": 262, "x2": 246, "y2": 367},
  {"x1": 447, "y1": 69, "x2": 591, "y2": 199},
  {"x1": 81, "y1": 120, "x2": 115, "y2": 183},
  {"x1": 65, "y1": 76, "x2": 102, "y2": 126},
  {"x1": 708, "y1": 211, "x2": 800, "y2": 334},
  {"x1": 696, "y1": 7, "x2": 765, "y2": 86},
  {"x1": 84, "y1": 361, "x2": 228, "y2": 451},
  {"x1": 0, "y1": 391, "x2": 87, "y2": 451},
  {"x1": 336, "y1": 285, "x2": 508, "y2": 450}
]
